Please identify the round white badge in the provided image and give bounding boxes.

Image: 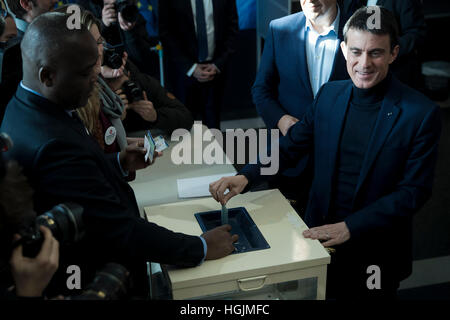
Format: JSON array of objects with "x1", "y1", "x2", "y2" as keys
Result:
[{"x1": 104, "y1": 126, "x2": 117, "y2": 146}]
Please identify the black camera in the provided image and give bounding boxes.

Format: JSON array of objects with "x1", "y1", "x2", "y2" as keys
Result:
[
  {"x1": 122, "y1": 80, "x2": 144, "y2": 103},
  {"x1": 14, "y1": 203, "x2": 85, "y2": 258},
  {"x1": 116, "y1": 0, "x2": 139, "y2": 24},
  {"x1": 69, "y1": 263, "x2": 130, "y2": 300},
  {"x1": 103, "y1": 43, "x2": 124, "y2": 70}
]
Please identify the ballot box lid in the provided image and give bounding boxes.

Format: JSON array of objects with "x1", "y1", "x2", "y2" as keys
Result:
[{"x1": 144, "y1": 189, "x2": 330, "y2": 299}]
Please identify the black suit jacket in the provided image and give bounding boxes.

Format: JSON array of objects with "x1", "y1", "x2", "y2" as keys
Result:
[
  {"x1": 159, "y1": 0, "x2": 239, "y2": 74},
  {"x1": 242, "y1": 76, "x2": 441, "y2": 281},
  {"x1": 1, "y1": 86, "x2": 204, "y2": 283}
]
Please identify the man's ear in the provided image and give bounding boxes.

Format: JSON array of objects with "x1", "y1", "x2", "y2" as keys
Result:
[
  {"x1": 340, "y1": 41, "x2": 348, "y2": 61},
  {"x1": 39, "y1": 66, "x2": 54, "y2": 87},
  {"x1": 19, "y1": 0, "x2": 33, "y2": 12},
  {"x1": 389, "y1": 45, "x2": 400, "y2": 64}
]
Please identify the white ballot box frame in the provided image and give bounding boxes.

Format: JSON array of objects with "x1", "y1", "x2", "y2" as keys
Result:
[{"x1": 144, "y1": 189, "x2": 330, "y2": 300}]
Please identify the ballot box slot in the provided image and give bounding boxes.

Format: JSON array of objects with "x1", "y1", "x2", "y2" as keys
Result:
[{"x1": 194, "y1": 207, "x2": 270, "y2": 254}]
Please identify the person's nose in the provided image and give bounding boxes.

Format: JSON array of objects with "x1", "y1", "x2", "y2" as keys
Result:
[{"x1": 360, "y1": 52, "x2": 372, "y2": 70}]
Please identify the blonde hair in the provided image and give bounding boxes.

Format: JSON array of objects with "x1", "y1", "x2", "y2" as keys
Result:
[
  {"x1": 54, "y1": 5, "x2": 106, "y2": 148},
  {"x1": 76, "y1": 83, "x2": 101, "y2": 133}
]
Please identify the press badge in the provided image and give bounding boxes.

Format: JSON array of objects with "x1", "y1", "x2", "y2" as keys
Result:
[
  {"x1": 144, "y1": 131, "x2": 156, "y2": 162},
  {"x1": 153, "y1": 135, "x2": 169, "y2": 152}
]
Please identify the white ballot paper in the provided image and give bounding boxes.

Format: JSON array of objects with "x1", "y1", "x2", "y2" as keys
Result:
[{"x1": 177, "y1": 173, "x2": 236, "y2": 199}]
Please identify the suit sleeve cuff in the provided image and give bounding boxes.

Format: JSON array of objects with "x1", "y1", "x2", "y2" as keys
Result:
[
  {"x1": 197, "y1": 236, "x2": 208, "y2": 265},
  {"x1": 117, "y1": 152, "x2": 129, "y2": 177}
]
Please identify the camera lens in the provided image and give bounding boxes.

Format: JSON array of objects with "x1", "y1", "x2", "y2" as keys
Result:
[
  {"x1": 122, "y1": 80, "x2": 143, "y2": 103},
  {"x1": 116, "y1": 0, "x2": 139, "y2": 23},
  {"x1": 103, "y1": 47, "x2": 123, "y2": 70},
  {"x1": 71, "y1": 263, "x2": 130, "y2": 300},
  {"x1": 21, "y1": 203, "x2": 85, "y2": 257},
  {"x1": 36, "y1": 203, "x2": 85, "y2": 245}
]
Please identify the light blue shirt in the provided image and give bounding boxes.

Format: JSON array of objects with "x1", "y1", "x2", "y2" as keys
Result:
[
  {"x1": 20, "y1": 81, "x2": 44, "y2": 97},
  {"x1": 14, "y1": 18, "x2": 29, "y2": 34},
  {"x1": 305, "y1": 6, "x2": 341, "y2": 97},
  {"x1": 367, "y1": 0, "x2": 378, "y2": 6}
]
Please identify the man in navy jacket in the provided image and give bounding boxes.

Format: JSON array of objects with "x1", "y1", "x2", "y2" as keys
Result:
[
  {"x1": 210, "y1": 7, "x2": 441, "y2": 299},
  {"x1": 252, "y1": 0, "x2": 349, "y2": 209}
]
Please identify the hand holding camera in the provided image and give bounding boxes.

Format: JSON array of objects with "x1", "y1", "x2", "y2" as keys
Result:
[
  {"x1": 10, "y1": 226, "x2": 59, "y2": 298},
  {"x1": 102, "y1": 0, "x2": 139, "y2": 30},
  {"x1": 128, "y1": 91, "x2": 157, "y2": 122},
  {"x1": 102, "y1": 50, "x2": 128, "y2": 80},
  {"x1": 102, "y1": 0, "x2": 118, "y2": 27}
]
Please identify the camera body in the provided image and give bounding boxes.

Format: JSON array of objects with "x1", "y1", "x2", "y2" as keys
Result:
[
  {"x1": 103, "y1": 43, "x2": 125, "y2": 70},
  {"x1": 115, "y1": 0, "x2": 139, "y2": 24},
  {"x1": 17, "y1": 203, "x2": 85, "y2": 258},
  {"x1": 122, "y1": 80, "x2": 144, "y2": 103}
]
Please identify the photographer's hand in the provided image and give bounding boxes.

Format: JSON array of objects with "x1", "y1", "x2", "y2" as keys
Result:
[
  {"x1": 118, "y1": 12, "x2": 137, "y2": 31},
  {"x1": 101, "y1": 52, "x2": 129, "y2": 80},
  {"x1": 129, "y1": 92, "x2": 157, "y2": 122},
  {"x1": 10, "y1": 226, "x2": 59, "y2": 297},
  {"x1": 102, "y1": 1, "x2": 117, "y2": 27}
]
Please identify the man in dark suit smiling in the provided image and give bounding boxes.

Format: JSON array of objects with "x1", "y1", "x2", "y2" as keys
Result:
[{"x1": 210, "y1": 7, "x2": 441, "y2": 299}]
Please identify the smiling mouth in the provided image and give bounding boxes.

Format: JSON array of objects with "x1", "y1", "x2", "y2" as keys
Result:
[{"x1": 357, "y1": 71, "x2": 374, "y2": 78}]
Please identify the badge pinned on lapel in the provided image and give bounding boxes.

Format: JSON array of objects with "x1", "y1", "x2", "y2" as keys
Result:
[
  {"x1": 105, "y1": 126, "x2": 117, "y2": 145},
  {"x1": 387, "y1": 112, "x2": 393, "y2": 118}
]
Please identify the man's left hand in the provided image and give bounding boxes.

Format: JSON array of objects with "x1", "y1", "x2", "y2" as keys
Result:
[
  {"x1": 303, "y1": 222, "x2": 351, "y2": 247},
  {"x1": 119, "y1": 139, "x2": 162, "y2": 172}
]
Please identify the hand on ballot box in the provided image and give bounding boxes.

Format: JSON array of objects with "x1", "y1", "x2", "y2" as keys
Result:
[
  {"x1": 303, "y1": 222, "x2": 351, "y2": 248},
  {"x1": 202, "y1": 224, "x2": 239, "y2": 260},
  {"x1": 209, "y1": 175, "x2": 249, "y2": 205}
]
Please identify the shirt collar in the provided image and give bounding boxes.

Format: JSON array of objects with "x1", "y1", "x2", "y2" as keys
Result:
[
  {"x1": 14, "y1": 18, "x2": 29, "y2": 34},
  {"x1": 20, "y1": 81, "x2": 45, "y2": 98},
  {"x1": 20, "y1": 81, "x2": 78, "y2": 118},
  {"x1": 305, "y1": 5, "x2": 340, "y2": 37}
]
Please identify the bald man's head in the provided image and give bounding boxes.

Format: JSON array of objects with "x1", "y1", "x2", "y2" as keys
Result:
[{"x1": 21, "y1": 12, "x2": 100, "y2": 109}]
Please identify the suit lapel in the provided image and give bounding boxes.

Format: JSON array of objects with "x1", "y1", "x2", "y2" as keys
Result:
[
  {"x1": 324, "y1": 82, "x2": 353, "y2": 214},
  {"x1": 296, "y1": 15, "x2": 314, "y2": 99},
  {"x1": 353, "y1": 77, "x2": 401, "y2": 199},
  {"x1": 327, "y1": 83, "x2": 352, "y2": 171}
]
